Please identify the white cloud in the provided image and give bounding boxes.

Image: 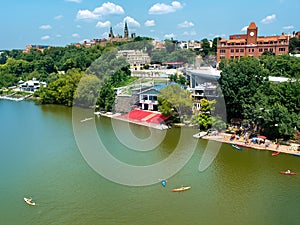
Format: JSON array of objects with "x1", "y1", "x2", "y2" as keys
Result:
[
  {"x1": 77, "y1": 25, "x2": 82, "y2": 28},
  {"x1": 241, "y1": 26, "x2": 248, "y2": 32},
  {"x1": 41, "y1": 35, "x2": 50, "y2": 40},
  {"x1": 56, "y1": 34, "x2": 62, "y2": 38},
  {"x1": 72, "y1": 33, "x2": 80, "y2": 38},
  {"x1": 76, "y1": 10, "x2": 99, "y2": 20},
  {"x1": 213, "y1": 34, "x2": 226, "y2": 38},
  {"x1": 145, "y1": 20, "x2": 155, "y2": 27},
  {"x1": 76, "y1": 2, "x2": 124, "y2": 21},
  {"x1": 118, "y1": 16, "x2": 140, "y2": 28},
  {"x1": 102, "y1": 32, "x2": 109, "y2": 38},
  {"x1": 93, "y1": 2, "x2": 124, "y2": 16},
  {"x1": 66, "y1": 0, "x2": 82, "y2": 3},
  {"x1": 178, "y1": 21, "x2": 194, "y2": 28},
  {"x1": 261, "y1": 14, "x2": 276, "y2": 24},
  {"x1": 182, "y1": 31, "x2": 197, "y2": 36},
  {"x1": 283, "y1": 25, "x2": 294, "y2": 30},
  {"x1": 54, "y1": 15, "x2": 63, "y2": 20},
  {"x1": 96, "y1": 21, "x2": 111, "y2": 28},
  {"x1": 39, "y1": 25, "x2": 52, "y2": 30},
  {"x1": 164, "y1": 33, "x2": 175, "y2": 39},
  {"x1": 80, "y1": 39, "x2": 90, "y2": 43},
  {"x1": 149, "y1": 1, "x2": 183, "y2": 14}
]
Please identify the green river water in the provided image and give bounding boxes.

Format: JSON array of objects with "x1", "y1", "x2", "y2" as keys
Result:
[{"x1": 0, "y1": 100, "x2": 300, "y2": 225}]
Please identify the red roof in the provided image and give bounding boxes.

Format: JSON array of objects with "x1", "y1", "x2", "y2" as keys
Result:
[
  {"x1": 248, "y1": 22, "x2": 257, "y2": 29},
  {"x1": 119, "y1": 109, "x2": 170, "y2": 124}
]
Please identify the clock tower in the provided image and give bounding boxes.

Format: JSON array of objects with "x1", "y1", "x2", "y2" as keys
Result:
[{"x1": 247, "y1": 22, "x2": 258, "y2": 44}]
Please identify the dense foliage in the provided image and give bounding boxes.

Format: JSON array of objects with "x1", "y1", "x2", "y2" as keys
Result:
[
  {"x1": 219, "y1": 55, "x2": 300, "y2": 140},
  {"x1": 38, "y1": 69, "x2": 83, "y2": 106},
  {"x1": 158, "y1": 84, "x2": 193, "y2": 122},
  {"x1": 289, "y1": 36, "x2": 300, "y2": 54},
  {"x1": 0, "y1": 45, "x2": 104, "y2": 88}
]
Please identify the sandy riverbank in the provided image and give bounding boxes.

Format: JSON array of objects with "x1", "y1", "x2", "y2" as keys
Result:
[{"x1": 202, "y1": 133, "x2": 300, "y2": 156}]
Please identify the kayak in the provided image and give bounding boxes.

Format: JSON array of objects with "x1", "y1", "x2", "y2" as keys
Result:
[
  {"x1": 237, "y1": 143, "x2": 251, "y2": 148},
  {"x1": 193, "y1": 132, "x2": 207, "y2": 139},
  {"x1": 280, "y1": 171, "x2": 297, "y2": 175},
  {"x1": 232, "y1": 144, "x2": 242, "y2": 150},
  {"x1": 272, "y1": 151, "x2": 280, "y2": 156},
  {"x1": 172, "y1": 186, "x2": 191, "y2": 192},
  {"x1": 161, "y1": 179, "x2": 167, "y2": 187},
  {"x1": 24, "y1": 197, "x2": 36, "y2": 206}
]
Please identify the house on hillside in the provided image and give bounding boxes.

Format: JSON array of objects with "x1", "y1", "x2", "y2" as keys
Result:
[
  {"x1": 139, "y1": 88, "x2": 159, "y2": 111},
  {"x1": 19, "y1": 78, "x2": 46, "y2": 92}
]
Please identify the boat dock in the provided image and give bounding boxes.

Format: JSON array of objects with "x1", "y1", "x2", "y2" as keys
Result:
[
  {"x1": 94, "y1": 110, "x2": 169, "y2": 130},
  {"x1": 0, "y1": 93, "x2": 33, "y2": 101}
]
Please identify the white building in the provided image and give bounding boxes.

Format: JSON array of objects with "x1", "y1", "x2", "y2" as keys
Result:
[
  {"x1": 19, "y1": 78, "x2": 46, "y2": 92},
  {"x1": 117, "y1": 50, "x2": 151, "y2": 71}
]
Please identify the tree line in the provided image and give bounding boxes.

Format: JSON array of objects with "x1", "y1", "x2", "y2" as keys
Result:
[{"x1": 219, "y1": 54, "x2": 300, "y2": 140}]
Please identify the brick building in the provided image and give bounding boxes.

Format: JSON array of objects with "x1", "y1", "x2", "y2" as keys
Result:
[{"x1": 217, "y1": 22, "x2": 289, "y2": 63}]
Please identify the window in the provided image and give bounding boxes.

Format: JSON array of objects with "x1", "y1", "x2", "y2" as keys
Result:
[
  {"x1": 220, "y1": 49, "x2": 226, "y2": 53},
  {"x1": 270, "y1": 48, "x2": 273, "y2": 52},
  {"x1": 252, "y1": 49, "x2": 254, "y2": 52},
  {"x1": 240, "y1": 49, "x2": 244, "y2": 52},
  {"x1": 279, "y1": 48, "x2": 286, "y2": 52},
  {"x1": 259, "y1": 48, "x2": 263, "y2": 52},
  {"x1": 231, "y1": 49, "x2": 234, "y2": 53},
  {"x1": 230, "y1": 56, "x2": 234, "y2": 59},
  {"x1": 236, "y1": 49, "x2": 239, "y2": 52},
  {"x1": 264, "y1": 48, "x2": 268, "y2": 52}
]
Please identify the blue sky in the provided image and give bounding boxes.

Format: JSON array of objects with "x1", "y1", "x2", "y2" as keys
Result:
[{"x1": 0, "y1": 0, "x2": 299, "y2": 50}]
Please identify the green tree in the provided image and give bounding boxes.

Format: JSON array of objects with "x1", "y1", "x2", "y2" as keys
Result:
[
  {"x1": 289, "y1": 37, "x2": 300, "y2": 53},
  {"x1": 201, "y1": 38, "x2": 211, "y2": 57},
  {"x1": 219, "y1": 56, "x2": 267, "y2": 120},
  {"x1": 74, "y1": 74, "x2": 101, "y2": 107},
  {"x1": 158, "y1": 84, "x2": 193, "y2": 120},
  {"x1": 38, "y1": 69, "x2": 83, "y2": 106}
]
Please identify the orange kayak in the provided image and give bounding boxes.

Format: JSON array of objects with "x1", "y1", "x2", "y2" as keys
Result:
[{"x1": 280, "y1": 171, "x2": 296, "y2": 175}]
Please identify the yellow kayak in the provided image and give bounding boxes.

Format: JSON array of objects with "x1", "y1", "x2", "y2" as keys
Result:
[{"x1": 172, "y1": 186, "x2": 191, "y2": 192}]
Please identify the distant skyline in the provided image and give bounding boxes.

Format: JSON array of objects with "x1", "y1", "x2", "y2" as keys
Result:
[{"x1": 1, "y1": 0, "x2": 299, "y2": 50}]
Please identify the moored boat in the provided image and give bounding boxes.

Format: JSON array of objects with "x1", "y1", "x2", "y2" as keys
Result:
[
  {"x1": 237, "y1": 143, "x2": 251, "y2": 148},
  {"x1": 193, "y1": 131, "x2": 207, "y2": 139},
  {"x1": 172, "y1": 186, "x2": 191, "y2": 192},
  {"x1": 232, "y1": 144, "x2": 242, "y2": 150},
  {"x1": 272, "y1": 151, "x2": 280, "y2": 156}
]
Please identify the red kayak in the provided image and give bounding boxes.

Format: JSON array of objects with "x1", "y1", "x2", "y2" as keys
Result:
[
  {"x1": 280, "y1": 171, "x2": 297, "y2": 175},
  {"x1": 272, "y1": 151, "x2": 280, "y2": 156},
  {"x1": 237, "y1": 143, "x2": 251, "y2": 148}
]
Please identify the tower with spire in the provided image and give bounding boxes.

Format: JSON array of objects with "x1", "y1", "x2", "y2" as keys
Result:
[
  {"x1": 124, "y1": 21, "x2": 129, "y2": 39},
  {"x1": 108, "y1": 22, "x2": 134, "y2": 42},
  {"x1": 109, "y1": 26, "x2": 114, "y2": 39}
]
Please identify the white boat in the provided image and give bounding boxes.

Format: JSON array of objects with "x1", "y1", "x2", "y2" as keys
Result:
[
  {"x1": 80, "y1": 117, "x2": 93, "y2": 123},
  {"x1": 193, "y1": 131, "x2": 207, "y2": 139},
  {"x1": 24, "y1": 197, "x2": 36, "y2": 206}
]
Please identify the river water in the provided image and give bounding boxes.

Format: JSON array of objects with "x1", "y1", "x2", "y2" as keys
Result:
[{"x1": 1, "y1": 100, "x2": 300, "y2": 225}]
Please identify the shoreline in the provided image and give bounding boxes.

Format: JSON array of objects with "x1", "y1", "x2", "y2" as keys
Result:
[
  {"x1": 202, "y1": 133, "x2": 300, "y2": 156},
  {"x1": 94, "y1": 111, "x2": 169, "y2": 130}
]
